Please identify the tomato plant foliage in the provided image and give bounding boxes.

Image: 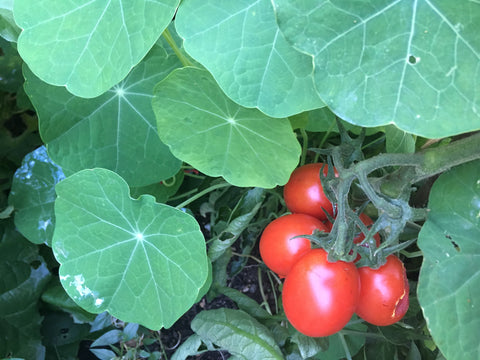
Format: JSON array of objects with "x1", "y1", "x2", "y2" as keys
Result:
[{"x1": 1, "y1": 0, "x2": 480, "y2": 359}]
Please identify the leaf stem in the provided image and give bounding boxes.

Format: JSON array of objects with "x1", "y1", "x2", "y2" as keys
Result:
[
  {"x1": 162, "y1": 28, "x2": 192, "y2": 67},
  {"x1": 300, "y1": 128, "x2": 308, "y2": 166},
  {"x1": 175, "y1": 182, "x2": 231, "y2": 209}
]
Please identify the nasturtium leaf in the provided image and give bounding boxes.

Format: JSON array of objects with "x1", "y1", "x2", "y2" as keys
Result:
[
  {"x1": 191, "y1": 308, "x2": 284, "y2": 360},
  {"x1": 418, "y1": 160, "x2": 480, "y2": 360},
  {"x1": 24, "y1": 46, "x2": 182, "y2": 187},
  {"x1": 153, "y1": 67, "x2": 301, "y2": 188},
  {"x1": 273, "y1": 0, "x2": 480, "y2": 138},
  {"x1": 175, "y1": 0, "x2": 324, "y2": 118},
  {"x1": 52, "y1": 168, "x2": 209, "y2": 330},
  {"x1": 14, "y1": 0, "x2": 180, "y2": 98},
  {"x1": 9, "y1": 146, "x2": 64, "y2": 246},
  {"x1": 0, "y1": 0, "x2": 20, "y2": 42}
]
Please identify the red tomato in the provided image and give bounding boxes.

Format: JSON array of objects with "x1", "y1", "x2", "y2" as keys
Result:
[
  {"x1": 259, "y1": 214, "x2": 328, "y2": 277},
  {"x1": 282, "y1": 249, "x2": 360, "y2": 337},
  {"x1": 353, "y1": 213, "x2": 381, "y2": 262},
  {"x1": 356, "y1": 255, "x2": 409, "y2": 326},
  {"x1": 283, "y1": 163, "x2": 336, "y2": 221}
]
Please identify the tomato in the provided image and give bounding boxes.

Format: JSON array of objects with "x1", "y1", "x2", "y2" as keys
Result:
[
  {"x1": 283, "y1": 163, "x2": 336, "y2": 221},
  {"x1": 353, "y1": 213, "x2": 381, "y2": 262},
  {"x1": 259, "y1": 214, "x2": 328, "y2": 277},
  {"x1": 356, "y1": 255, "x2": 409, "y2": 326},
  {"x1": 282, "y1": 249, "x2": 360, "y2": 337}
]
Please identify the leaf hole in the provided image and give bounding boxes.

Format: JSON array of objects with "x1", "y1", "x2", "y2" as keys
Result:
[{"x1": 408, "y1": 55, "x2": 417, "y2": 65}]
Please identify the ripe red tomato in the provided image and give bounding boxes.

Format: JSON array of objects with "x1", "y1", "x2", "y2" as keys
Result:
[
  {"x1": 282, "y1": 249, "x2": 360, "y2": 337},
  {"x1": 283, "y1": 163, "x2": 336, "y2": 221},
  {"x1": 353, "y1": 213, "x2": 381, "y2": 262},
  {"x1": 356, "y1": 255, "x2": 409, "y2": 326},
  {"x1": 259, "y1": 214, "x2": 328, "y2": 277}
]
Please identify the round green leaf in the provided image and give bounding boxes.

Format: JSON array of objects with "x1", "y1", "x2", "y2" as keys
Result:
[
  {"x1": 273, "y1": 0, "x2": 480, "y2": 138},
  {"x1": 418, "y1": 160, "x2": 480, "y2": 360},
  {"x1": 24, "y1": 46, "x2": 181, "y2": 187},
  {"x1": 9, "y1": 146, "x2": 65, "y2": 246},
  {"x1": 175, "y1": 0, "x2": 324, "y2": 118},
  {"x1": 52, "y1": 168, "x2": 209, "y2": 330},
  {"x1": 14, "y1": 0, "x2": 180, "y2": 98},
  {"x1": 153, "y1": 67, "x2": 301, "y2": 188}
]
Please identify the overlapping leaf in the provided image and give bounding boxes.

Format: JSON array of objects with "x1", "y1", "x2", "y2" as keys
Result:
[
  {"x1": 273, "y1": 0, "x2": 480, "y2": 138},
  {"x1": 418, "y1": 160, "x2": 480, "y2": 360},
  {"x1": 175, "y1": 0, "x2": 324, "y2": 117},
  {"x1": 153, "y1": 67, "x2": 301, "y2": 188},
  {"x1": 9, "y1": 146, "x2": 64, "y2": 246},
  {"x1": 14, "y1": 0, "x2": 180, "y2": 97},
  {"x1": 24, "y1": 46, "x2": 181, "y2": 187},
  {"x1": 52, "y1": 168, "x2": 209, "y2": 330},
  {"x1": 0, "y1": 0, "x2": 20, "y2": 42}
]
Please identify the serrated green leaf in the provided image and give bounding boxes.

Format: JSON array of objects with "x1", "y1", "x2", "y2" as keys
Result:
[
  {"x1": 9, "y1": 146, "x2": 64, "y2": 246},
  {"x1": 273, "y1": 0, "x2": 480, "y2": 138},
  {"x1": 153, "y1": 67, "x2": 301, "y2": 188},
  {"x1": 14, "y1": 0, "x2": 180, "y2": 98},
  {"x1": 417, "y1": 160, "x2": 480, "y2": 360},
  {"x1": 52, "y1": 168, "x2": 209, "y2": 330},
  {"x1": 175, "y1": 0, "x2": 324, "y2": 117},
  {"x1": 191, "y1": 308, "x2": 283, "y2": 360},
  {"x1": 24, "y1": 46, "x2": 182, "y2": 187}
]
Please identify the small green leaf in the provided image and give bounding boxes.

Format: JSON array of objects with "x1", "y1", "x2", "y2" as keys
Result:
[
  {"x1": 14, "y1": 0, "x2": 180, "y2": 97},
  {"x1": 220, "y1": 287, "x2": 271, "y2": 320},
  {"x1": 24, "y1": 46, "x2": 182, "y2": 187},
  {"x1": 153, "y1": 67, "x2": 301, "y2": 188},
  {"x1": 170, "y1": 334, "x2": 203, "y2": 360},
  {"x1": 175, "y1": 0, "x2": 324, "y2": 117},
  {"x1": 384, "y1": 125, "x2": 416, "y2": 153},
  {"x1": 0, "y1": 1, "x2": 20, "y2": 42},
  {"x1": 191, "y1": 308, "x2": 284, "y2": 360},
  {"x1": 418, "y1": 160, "x2": 480, "y2": 360},
  {"x1": 274, "y1": 0, "x2": 480, "y2": 138},
  {"x1": 52, "y1": 168, "x2": 209, "y2": 330},
  {"x1": 9, "y1": 146, "x2": 64, "y2": 246}
]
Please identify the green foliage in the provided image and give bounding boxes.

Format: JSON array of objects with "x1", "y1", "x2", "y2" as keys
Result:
[
  {"x1": 153, "y1": 67, "x2": 301, "y2": 188},
  {"x1": 273, "y1": 0, "x2": 480, "y2": 137},
  {"x1": 175, "y1": 0, "x2": 325, "y2": 117},
  {"x1": 418, "y1": 160, "x2": 480, "y2": 360},
  {"x1": 14, "y1": 0, "x2": 180, "y2": 97},
  {"x1": 53, "y1": 168, "x2": 209, "y2": 330},
  {"x1": 23, "y1": 46, "x2": 181, "y2": 187},
  {"x1": 1, "y1": 1, "x2": 479, "y2": 359}
]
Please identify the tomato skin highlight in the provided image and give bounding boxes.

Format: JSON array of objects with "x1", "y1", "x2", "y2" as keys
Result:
[
  {"x1": 259, "y1": 214, "x2": 328, "y2": 277},
  {"x1": 283, "y1": 163, "x2": 336, "y2": 221},
  {"x1": 356, "y1": 255, "x2": 410, "y2": 326},
  {"x1": 282, "y1": 249, "x2": 360, "y2": 337}
]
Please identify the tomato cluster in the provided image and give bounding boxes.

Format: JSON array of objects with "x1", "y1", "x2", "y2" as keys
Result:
[{"x1": 260, "y1": 163, "x2": 409, "y2": 337}]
